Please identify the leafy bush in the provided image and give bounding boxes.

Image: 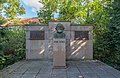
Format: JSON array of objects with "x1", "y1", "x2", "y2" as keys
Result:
[
  {"x1": 94, "y1": 0, "x2": 120, "y2": 70},
  {"x1": 0, "y1": 26, "x2": 25, "y2": 69}
]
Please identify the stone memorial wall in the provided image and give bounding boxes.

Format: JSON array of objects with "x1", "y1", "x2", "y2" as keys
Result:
[{"x1": 26, "y1": 21, "x2": 93, "y2": 60}]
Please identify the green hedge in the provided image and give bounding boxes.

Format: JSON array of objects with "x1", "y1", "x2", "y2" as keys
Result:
[{"x1": 0, "y1": 26, "x2": 25, "y2": 69}]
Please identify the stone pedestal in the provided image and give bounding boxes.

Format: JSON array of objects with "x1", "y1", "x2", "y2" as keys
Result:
[{"x1": 53, "y1": 39, "x2": 66, "y2": 68}]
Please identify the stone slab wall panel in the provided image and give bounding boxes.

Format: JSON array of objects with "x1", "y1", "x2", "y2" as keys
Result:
[{"x1": 26, "y1": 21, "x2": 93, "y2": 60}]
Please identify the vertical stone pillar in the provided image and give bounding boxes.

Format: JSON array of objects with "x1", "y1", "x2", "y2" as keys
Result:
[{"x1": 53, "y1": 39, "x2": 66, "y2": 68}]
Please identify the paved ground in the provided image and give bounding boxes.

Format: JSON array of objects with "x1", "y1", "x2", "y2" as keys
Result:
[{"x1": 0, "y1": 60, "x2": 120, "y2": 78}]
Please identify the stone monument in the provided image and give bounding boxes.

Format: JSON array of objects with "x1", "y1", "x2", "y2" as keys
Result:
[
  {"x1": 26, "y1": 21, "x2": 93, "y2": 60},
  {"x1": 53, "y1": 23, "x2": 66, "y2": 68}
]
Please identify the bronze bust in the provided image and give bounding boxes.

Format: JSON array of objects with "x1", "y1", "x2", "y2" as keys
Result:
[{"x1": 54, "y1": 23, "x2": 65, "y2": 38}]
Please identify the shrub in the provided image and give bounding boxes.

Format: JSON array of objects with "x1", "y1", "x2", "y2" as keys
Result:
[{"x1": 0, "y1": 26, "x2": 25, "y2": 69}]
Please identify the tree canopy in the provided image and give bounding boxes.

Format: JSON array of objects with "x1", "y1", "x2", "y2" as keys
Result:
[
  {"x1": 38, "y1": 0, "x2": 111, "y2": 24},
  {"x1": 0, "y1": 0, "x2": 25, "y2": 20}
]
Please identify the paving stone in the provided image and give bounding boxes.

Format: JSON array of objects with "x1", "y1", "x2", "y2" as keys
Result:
[
  {"x1": 1, "y1": 61, "x2": 26, "y2": 74},
  {"x1": 66, "y1": 67, "x2": 80, "y2": 73},
  {"x1": 99, "y1": 75, "x2": 116, "y2": 78},
  {"x1": 113, "y1": 72, "x2": 120, "y2": 78},
  {"x1": 39, "y1": 68, "x2": 52, "y2": 74},
  {"x1": 104, "y1": 68, "x2": 120, "y2": 78},
  {"x1": 36, "y1": 73, "x2": 51, "y2": 78},
  {"x1": 1, "y1": 68, "x2": 15, "y2": 74},
  {"x1": 76, "y1": 63, "x2": 89, "y2": 67},
  {"x1": 52, "y1": 69, "x2": 66, "y2": 74},
  {"x1": 2, "y1": 73, "x2": 22, "y2": 78},
  {"x1": 67, "y1": 73, "x2": 83, "y2": 78},
  {"x1": 96, "y1": 71, "x2": 109, "y2": 75},
  {"x1": 52, "y1": 73, "x2": 67, "y2": 78},
  {"x1": 52, "y1": 69, "x2": 67, "y2": 78},
  {"x1": 91, "y1": 68, "x2": 108, "y2": 75},
  {"x1": 21, "y1": 73, "x2": 37, "y2": 78},
  {"x1": 7, "y1": 60, "x2": 25, "y2": 69},
  {"x1": 78, "y1": 67, "x2": 93, "y2": 74},
  {"x1": 82, "y1": 73, "x2": 100, "y2": 78},
  {"x1": 25, "y1": 68, "x2": 40, "y2": 74},
  {"x1": 88, "y1": 62, "x2": 105, "y2": 67},
  {"x1": 12, "y1": 68, "x2": 27, "y2": 74},
  {"x1": 1, "y1": 60, "x2": 120, "y2": 78}
]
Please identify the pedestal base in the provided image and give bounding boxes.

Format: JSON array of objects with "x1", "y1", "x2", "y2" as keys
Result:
[{"x1": 53, "y1": 39, "x2": 66, "y2": 68}]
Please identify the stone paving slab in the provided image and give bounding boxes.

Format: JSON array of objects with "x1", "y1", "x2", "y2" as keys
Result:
[
  {"x1": 12, "y1": 68, "x2": 27, "y2": 74},
  {"x1": 1, "y1": 60, "x2": 120, "y2": 78},
  {"x1": 52, "y1": 73, "x2": 67, "y2": 78},
  {"x1": 2, "y1": 73, "x2": 23, "y2": 78},
  {"x1": 25, "y1": 68, "x2": 40, "y2": 74},
  {"x1": 67, "y1": 73, "x2": 83, "y2": 78},
  {"x1": 82, "y1": 73, "x2": 99, "y2": 78},
  {"x1": 21, "y1": 73, "x2": 37, "y2": 78},
  {"x1": 67, "y1": 68, "x2": 80, "y2": 73},
  {"x1": 1, "y1": 60, "x2": 26, "y2": 74},
  {"x1": 36, "y1": 73, "x2": 51, "y2": 78}
]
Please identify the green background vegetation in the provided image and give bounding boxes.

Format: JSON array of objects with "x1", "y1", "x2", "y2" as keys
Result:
[{"x1": 0, "y1": 26, "x2": 25, "y2": 69}]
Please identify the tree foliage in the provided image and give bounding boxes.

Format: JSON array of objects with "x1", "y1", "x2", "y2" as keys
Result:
[
  {"x1": 0, "y1": 15, "x2": 6, "y2": 24},
  {"x1": 0, "y1": 0, "x2": 25, "y2": 19},
  {"x1": 37, "y1": 0, "x2": 58, "y2": 24},
  {"x1": 106, "y1": 0, "x2": 120, "y2": 67},
  {"x1": 38, "y1": 0, "x2": 111, "y2": 24},
  {"x1": 94, "y1": 0, "x2": 120, "y2": 70}
]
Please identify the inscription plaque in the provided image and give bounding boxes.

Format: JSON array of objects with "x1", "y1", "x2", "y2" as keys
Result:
[
  {"x1": 74, "y1": 31, "x2": 89, "y2": 40},
  {"x1": 30, "y1": 31, "x2": 44, "y2": 40},
  {"x1": 54, "y1": 41, "x2": 65, "y2": 43}
]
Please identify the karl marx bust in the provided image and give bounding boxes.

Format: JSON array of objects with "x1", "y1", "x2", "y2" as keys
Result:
[{"x1": 54, "y1": 23, "x2": 65, "y2": 38}]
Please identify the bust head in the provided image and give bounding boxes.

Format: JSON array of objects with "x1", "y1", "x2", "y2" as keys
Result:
[
  {"x1": 54, "y1": 23, "x2": 65, "y2": 38},
  {"x1": 55, "y1": 23, "x2": 65, "y2": 33}
]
